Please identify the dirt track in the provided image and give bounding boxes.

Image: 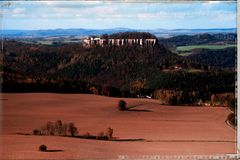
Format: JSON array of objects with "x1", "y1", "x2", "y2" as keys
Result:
[{"x1": 0, "y1": 93, "x2": 236, "y2": 159}]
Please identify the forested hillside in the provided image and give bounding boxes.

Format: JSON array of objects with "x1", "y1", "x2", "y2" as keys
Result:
[
  {"x1": 1, "y1": 32, "x2": 236, "y2": 105},
  {"x1": 187, "y1": 47, "x2": 236, "y2": 68},
  {"x1": 158, "y1": 33, "x2": 237, "y2": 47}
]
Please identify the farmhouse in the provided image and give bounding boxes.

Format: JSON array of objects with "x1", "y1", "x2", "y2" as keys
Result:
[{"x1": 83, "y1": 36, "x2": 157, "y2": 47}]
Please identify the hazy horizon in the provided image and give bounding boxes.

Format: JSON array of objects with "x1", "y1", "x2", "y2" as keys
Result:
[{"x1": 3, "y1": 27, "x2": 237, "y2": 31}]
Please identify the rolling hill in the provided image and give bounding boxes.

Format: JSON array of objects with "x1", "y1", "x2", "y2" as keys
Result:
[
  {"x1": 1, "y1": 32, "x2": 235, "y2": 104},
  {"x1": 3, "y1": 28, "x2": 237, "y2": 38}
]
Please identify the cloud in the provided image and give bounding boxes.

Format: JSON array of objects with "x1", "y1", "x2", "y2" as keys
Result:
[
  {"x1": 8, "y1": 4, "x2": 118, "y2": 19},
  {"x1": 137, "y1": 12, "x2": 188, "y2": 20},
  {"x1": 38, "y1": 1, "x2": 102, "y2": 8},
  {"x1": 202, "y1": 1, "x2": 221, "y2": 6},
  {"x1": 212, "y1": 11, "x2": 236, "y2": 22},
  {"x1": 9, "y1": 8, "x2": 26, "y2": 18},
  {"x1": 5, "y1": 1, "x2": 236, "y2": 29},
  {"x1": 17, "y1": 1, "x2": 116, "y2": 19},
  {"x1": 136, "y1": 8, "x2": 236, "y2": 23},
  {"x1": 12, "y1": 8, "x2": 25, "y2": 14},
  {"x1": 87, "y1": 6, "x2": 116, "y2": 15}
]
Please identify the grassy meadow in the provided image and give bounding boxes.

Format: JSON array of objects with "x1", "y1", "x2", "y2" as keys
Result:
[{"x1": 177, "y1": 44, "x2": 236, "y2": 52}]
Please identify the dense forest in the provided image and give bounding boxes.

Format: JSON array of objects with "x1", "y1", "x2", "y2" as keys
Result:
[
  {"x1": 158, "y1": 33, "x2": 237, "y2": 47},
  {"x1": 187, "y1": 47, "x2": 236, "y2": 68},
  {"x1": 106, "y1": 32, "x2": 157, "y2": 39},
  {"x1": 1, "y1": 32, "x2": 236, "y2": 105}
]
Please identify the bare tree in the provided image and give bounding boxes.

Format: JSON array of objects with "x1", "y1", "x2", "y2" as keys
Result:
[{"x1": 67, "y1": 122, "x2": 78, "y2": 137}]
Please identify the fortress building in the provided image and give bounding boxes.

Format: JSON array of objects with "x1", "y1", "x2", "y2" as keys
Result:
[{"x1": 83, "y1": 36, "x2": 157, "y2": 47}]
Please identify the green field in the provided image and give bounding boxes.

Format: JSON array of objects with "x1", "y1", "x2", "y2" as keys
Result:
[
  {"x1": 178, "y1": 52, "x2": 193, "y2": 57},
  {"x1": 177, "y1": 44, "x2": 237, "y2": 52}
]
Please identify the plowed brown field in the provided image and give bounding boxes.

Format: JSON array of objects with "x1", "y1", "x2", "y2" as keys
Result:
[{"x1": 0, "y1": 93, "x2": 236, "y2": 159}]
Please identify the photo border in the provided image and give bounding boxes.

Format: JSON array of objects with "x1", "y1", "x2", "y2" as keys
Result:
[{"x1": 1, "y1": 0, "x2": 239, "y2": 159}]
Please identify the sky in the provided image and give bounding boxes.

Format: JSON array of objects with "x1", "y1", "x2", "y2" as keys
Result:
[{"x1": 1, "y1": 0, "x2": 237, "y2": 30}]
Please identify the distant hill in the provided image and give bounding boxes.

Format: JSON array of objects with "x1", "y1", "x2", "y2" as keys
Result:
[
  {"x1": 3, "y1": 28, "x2": 237, "y2": 38},
  {"x1": 2, "y1": 36, "x2": 179, "y2": 91},
  {"x1": 158, "y1": 33, "x2": 237, "y2": 47}
]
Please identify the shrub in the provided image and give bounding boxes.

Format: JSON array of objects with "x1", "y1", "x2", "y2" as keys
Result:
[
  {"x1": 46, "y1": 121, "x2": 54, "y2": 135},
  {"x1": 106, "y1": 127, "x2": 113, "y2": 140},
  {"x1": 33, "y1": 120, "x2": 80, "y2": 137},
  {"x1": 39, "y1": 145, "x2": 47, "y2": 152},
  {"x1": 62, "y1": 123, "x2": 68, "y2": 136},
  {"x1": 96, "y1": 132, "x2": 108, "y2": 140},
  {"x1": 118, "y1": 100, "x2": 127, "y2": 111},
  {"x1": 82, "y1": 132, "x2": 95, "y2": 139},
  {"x1": 225, "y1": 98, "x2": 236, "y2": 113},
  {"x1": 82, "y1": 132, "x2": 91, "y2": 139},
  {"x1": 228, "y1": 113, "x2": 237, "y2": 127},
  {"x1": 54, "y1": 120, "x2": 63, "y2": 136},
  {"x1": 33, "y1": 129, "x2": 41, "y2": 135},
  {"x1": 67, "y1": 122, "x2": 78, "y2": 137}
]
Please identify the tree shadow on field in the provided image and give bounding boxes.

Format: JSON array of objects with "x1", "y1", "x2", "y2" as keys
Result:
[
  {"x1": 111, "y1": 138, "x2": 145, "y2": 142},
  {"x1": 127, "y1": 109, "x2": 152, "y2": 112},
  {"x1": 127, "y1": 103, "x2": 144, "y2": 109},
  {"x1": 0, "y1": 98, "x2": 8, "y2": 100},
  {"x1": 127, "y1": 103, "x2": 152, "y2": 112},
  {"x1": 45, "y1": 150, "x2": 64, "y2": 152}
]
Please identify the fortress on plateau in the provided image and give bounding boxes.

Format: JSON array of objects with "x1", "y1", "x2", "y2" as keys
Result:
[{"x1": 83, "y1": 32, "x2": 158, "y2": 47}]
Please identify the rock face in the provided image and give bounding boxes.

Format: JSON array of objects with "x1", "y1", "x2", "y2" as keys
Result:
[
  {"x1": 83, "y1": 37, "x2": 157, "y2": 47},
  {"x1": 83, "y1": 32, "x2": 157, "y2": 47}
]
